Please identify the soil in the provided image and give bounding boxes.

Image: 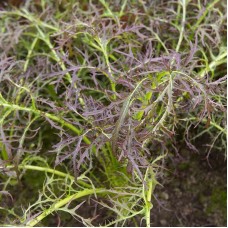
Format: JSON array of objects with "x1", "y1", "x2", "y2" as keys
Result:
[{"x1": 150, "y1": 147, "x2": 227, "y2": 227}]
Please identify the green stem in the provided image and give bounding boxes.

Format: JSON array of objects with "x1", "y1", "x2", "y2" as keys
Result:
[
  {"x1": 176, "y1": 0, "x2": 186, "y2": 53},
  {"x1": 102, "y1": 49, "x2": 116, "y2": 100},
  {"x1": 192, "y1": 0, "x2": 220, "y2": 31},
  {"x1": 199, "y1": 50, "x2": 227, "y2": 78},
  {"x1": 7, "y1": 164, "x2": 73, "y2": 179},
  {"x1": 143, "y1": 166, "x2": 155, "y2": 227},
  {"x1": 180, "y1": 117, "x2": 226, "y2": 134},
  {"x1": 145, "y1": 203, "x2": 151, "y2": 227},
  {"x1": 24, "y1": 37, "x2": 39, "y2": 72},
  {"x1": 6, "y1": 164, "x2": 91, "y2": 188},
  {"x1": 26, "y1": 188, "x2": 106, "y2": 226},
  {"x1": 0, "y1": 101, "x2": 91, "y2": 144}
]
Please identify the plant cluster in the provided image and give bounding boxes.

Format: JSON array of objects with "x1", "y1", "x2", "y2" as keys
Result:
[{"x1": 0, "y1": 0, "x2": 226, "y2": 226}]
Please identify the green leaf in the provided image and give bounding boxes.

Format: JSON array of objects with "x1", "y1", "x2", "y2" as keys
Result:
[{"x1": 133, "y1": 110, "x2": 144, "y2": 121}]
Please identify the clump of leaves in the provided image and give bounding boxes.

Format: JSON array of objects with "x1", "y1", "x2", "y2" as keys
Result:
[{"x1": 0, "y1": 0, "x2": 226, "y2": 226}]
